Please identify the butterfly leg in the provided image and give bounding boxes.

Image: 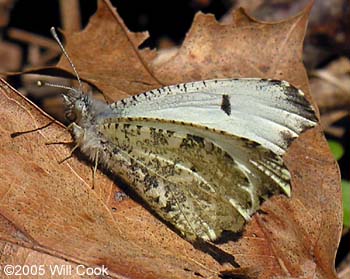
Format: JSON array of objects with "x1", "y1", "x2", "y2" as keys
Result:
[
  {"x1": 57, "y1": 143, "x2": 80, "y2": 164},
  {"x1": 44, "y1": 124, "x2": 75, "y2": 146},
  {"x1": 91, "y1": 150, "x2": 99, "y2": 189},
  {"x1": 11, "y1": 120, "x2": 55, "y2": 138},
  {"x1": 54, "y1": 123, "x2": 81, "y2": 164}
]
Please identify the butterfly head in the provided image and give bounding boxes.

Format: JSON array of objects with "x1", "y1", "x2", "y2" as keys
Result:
[
  {"x1": 61, "y1": 85, "x2": 112, "y2": 128},
  {"x1": 62, "y1": 88, "x2": 89, "y2": 123}
]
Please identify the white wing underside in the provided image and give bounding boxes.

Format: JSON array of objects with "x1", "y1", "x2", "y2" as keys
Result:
[{"x1": 109, "y1": 78, "x2": 317, "y2": 155}]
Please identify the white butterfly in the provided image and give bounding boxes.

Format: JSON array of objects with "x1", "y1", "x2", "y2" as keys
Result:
[{"x1": 47, "y1": 28, "x2": 318, "y2": 243}]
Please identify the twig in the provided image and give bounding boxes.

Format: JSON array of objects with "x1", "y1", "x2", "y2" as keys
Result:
[
  {"x1": 312, "y1": 70, "x2": 350, "y2": 94},
  {"x1": 8, "y1": 28, "x2": 60, "y2": 51},
  {"x1": 321, "y1": 110, "x2": 348, "y2": 137},
  {"x1": 59, "y1": 0, "x2": 81, "y2": 31}
]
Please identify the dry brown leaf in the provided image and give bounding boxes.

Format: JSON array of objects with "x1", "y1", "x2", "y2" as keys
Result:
[
  {"x1": 0, "y1": 0, "x2": 342, "y2": 278},
  {"x1": 152, "y1": 7, "x2": 310, "y2": 93},
  {"x1": 227, "y1": 0, "x2": 350, "y2": 70},
  {"x1": 56, "y1": 0, "x2": 162, "y2": 101},
  {"x1": 0, "y1": 240, "x2": 88, "y2": 279}
]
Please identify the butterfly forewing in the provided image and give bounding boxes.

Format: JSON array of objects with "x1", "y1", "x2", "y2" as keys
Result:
[
  {"x1": 96, "y1": 117, "x2": 291, "y2": 241},
  {"x1": 110, "y1": 79, "x2": 318, "y2": 156}
]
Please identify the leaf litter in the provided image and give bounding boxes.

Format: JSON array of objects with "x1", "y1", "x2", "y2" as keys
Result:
[{"x1": 0, "y1": 0, "x2": 342, "y2": 278}]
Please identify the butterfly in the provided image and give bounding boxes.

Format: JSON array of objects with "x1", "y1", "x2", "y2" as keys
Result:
[{"x1": 46, "y1": 28, "x2": 318, "y2": 243}]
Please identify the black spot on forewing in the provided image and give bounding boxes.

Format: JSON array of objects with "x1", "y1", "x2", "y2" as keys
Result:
[{"x1": 221, "y1": 95, "x2": 231, "y2": 116}]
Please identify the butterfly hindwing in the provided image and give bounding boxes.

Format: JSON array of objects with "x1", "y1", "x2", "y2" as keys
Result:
[{"x1": 92, "y1": 117, "x2": 291, "y2": 241}]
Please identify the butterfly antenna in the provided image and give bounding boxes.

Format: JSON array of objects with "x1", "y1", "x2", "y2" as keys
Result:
[
  {"x1": 36, "y1": 80, "x2": 77, "y2": 92},
  {"x1": 50, "y1": 27, "x2": 83, "y2": 91}
]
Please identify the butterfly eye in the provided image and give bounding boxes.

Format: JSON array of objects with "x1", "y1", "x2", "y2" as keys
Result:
[
  {"x1": 65, "y1": 110, "x2": 77, "y2": 122},
  {"x1": 76, "y1": 100, "x2": 86, "y2": 111}
]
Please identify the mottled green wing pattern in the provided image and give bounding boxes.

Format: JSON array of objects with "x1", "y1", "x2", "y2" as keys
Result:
[
  {"x1": 63, "y1": 78, "x2": 317, "y2": 242},
  {"x1": 96, "y1": 117, "x2": 290, "y2": 242}
]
